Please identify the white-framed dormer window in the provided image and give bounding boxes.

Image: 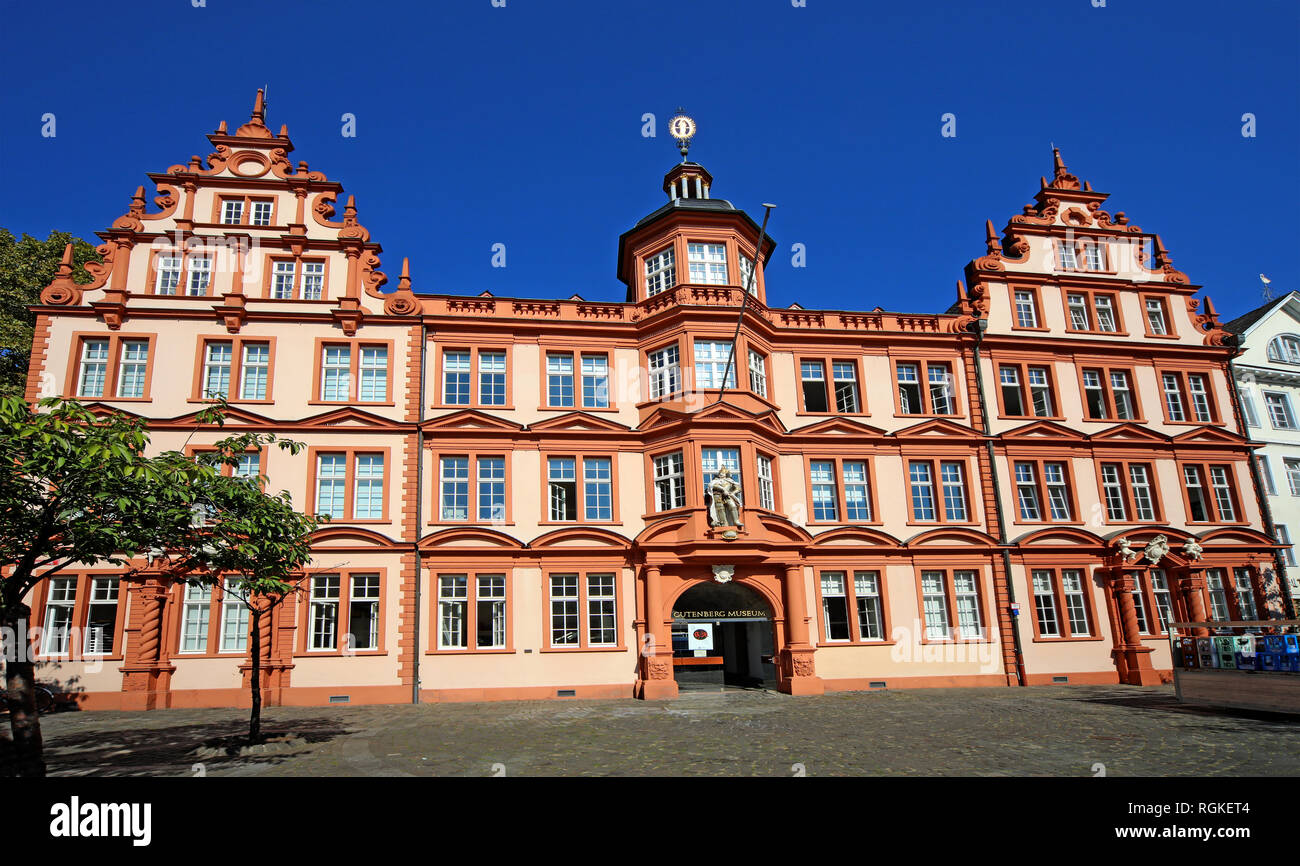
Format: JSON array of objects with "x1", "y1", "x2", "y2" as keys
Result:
[
  {"x1": 687, "y1": 243, "x2": 727, "y2": 285},
  {"x1": 644, "y1": 246, "x2": 676, "y2": 297},
  {"x1": 1057, "y1": 241, "x2": 1078, "y2": 271},
  {"x1": 1083, "y1": 240, "x2": 1106, "y2": 271},
  {"x1": 1268, "y1": 336, "x2": 1300, "y2": 364}
]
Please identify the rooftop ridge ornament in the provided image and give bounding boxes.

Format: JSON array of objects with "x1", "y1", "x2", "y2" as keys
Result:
[{"x1": 668, "y1": 109, "x2": 696, "y2": 163}]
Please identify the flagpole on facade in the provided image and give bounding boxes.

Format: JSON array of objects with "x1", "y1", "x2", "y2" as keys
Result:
[{"x1": 713, "y1": 203, "x2": 775, "y2": 405}]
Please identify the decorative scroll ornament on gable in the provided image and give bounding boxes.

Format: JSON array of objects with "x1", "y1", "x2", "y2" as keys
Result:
[
  {"x1": 39, "y1": 242, "x2": 114, "y2": 307},
  {"x1": 383, "y1": 258, "x2": 421, "y2": 315}
]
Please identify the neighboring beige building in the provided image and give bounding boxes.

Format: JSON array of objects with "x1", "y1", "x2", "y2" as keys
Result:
[{"x1": 21, "y1": 94, "x2": 1284, "y2": 710}]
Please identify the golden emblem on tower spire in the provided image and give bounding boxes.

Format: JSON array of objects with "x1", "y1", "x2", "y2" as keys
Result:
[{"x1": 668, "y1": 108, "x2": 696, "y2": 162}]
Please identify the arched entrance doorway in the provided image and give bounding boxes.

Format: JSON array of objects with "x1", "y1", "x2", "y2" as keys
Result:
[{"x1": 670, "y1": 581, "x2": 776, "y2": 690}]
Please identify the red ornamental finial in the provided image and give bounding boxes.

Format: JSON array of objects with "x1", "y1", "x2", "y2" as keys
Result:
[
  {"x1": 985, "y1": 219, "x2": 999, "y2": 253},
  {"x1": 252, "y1": 88, "x2": 266, "y2": 123},
  {"x1": 399, "y1": 257, "x2": 412, "y2": 290},
  {"x1": 59, "y1": 242, "x2": 74, "y2": 270},
  {"x1": 1053, "y1": 147, "x2": 1067, "y2": 176}
]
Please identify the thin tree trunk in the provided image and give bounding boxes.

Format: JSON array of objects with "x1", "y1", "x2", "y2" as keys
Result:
[
  {"x1": 2, "y1": 604, "x2": 46, "y2": 778},
  {"x1": 248, "y1": 605, "x2": 261, "y2": 745}
]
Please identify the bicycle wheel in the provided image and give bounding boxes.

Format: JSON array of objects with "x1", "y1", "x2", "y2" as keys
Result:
[{"x1": 34, "y1": 687, "x2": 54, "y2": 715}]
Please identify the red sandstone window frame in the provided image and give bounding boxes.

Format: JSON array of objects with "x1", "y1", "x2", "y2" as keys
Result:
[
  {"x1": 294, "y1": 568, "x2": 389, "y2": 657},
  {"x1": 305, "y1": 446, "x2": 392, "y2": 524},
  {"x1": 903, "y1": 456, "x2": 978, "y2": 526},
  {"x1": 911, "y1": 563, "x2": 992, "y2": 644},
  {"x1": 796, "y1": 355, "x2": 868, "y2": 415},
  {"x1": 308, "y1": 337, "x2": 395, "y2": 406},
  {"x1": 1075, "y1": 364, "x2": 1144, "y2": 423},
  {"x1": 30, "y1": 571, "x2": 127, "y2": 662},
  {"x1": 643, "y1": 447, "x2": 691, "y2": 516},
  {"x1": 1009, "y1": 458, "x2": 1081, "y2": 525},
  {"x1": 540, "y1": 567, "x2": 627, "y2": 652},
  {"x1": 1199, "y1": 565, "x2": 1266, "y2": 624},
  {"x1": 430, "y1": 451, "x2": 514, "y2": 526},
  {"x1": 1140, "y1": 293, "x2": 1178, "y2": 339},
  {"x1": 185, "y1": 444, "x2": 270, "y2": 487},
  {"x1": 1094, "y1": 460, "x2": 1164, "y2": 524},
  {"x1": 539, "y1": 451, "x2": 621, "y2": 525},
  {"x1": 1177, "y1": 461, "x2": 1246, "y2": 525},
  {"x1": 427, "y1": 569, "x2": 515, "y2": 654},
  {"x1": 65, "y1": 332, "x2": 158, "y2": 402},
  {"x1": 1060, "y1": 287, "x2": 1126, "y2": 335},
  {"x1": 1055, "y1": 237, "x2": 1113, "y2": 275},
  {"x1": 1009, "y1": 285, "x2": 1048, "y2": 332},
  {"x1": 144, "y1": 248, "x2": 220, "y2": 297},
  {"x1": 812, "y1": 566, "x2": 894, "y2": 646},
  {"x1": 260, "y1": 254, "x2": 331, "y2": 301},
  {"x1": 212, "y1": 194, "x2": 278, "y2": 227},
  {"x1": 889, "y1": 357, "x2": 964, "y2": 418},
  {"x1": 539, "y1": 347, "x2": 615, "y2": 412},
  {"x1": 1156, "y1": 368, "x2": 1219, "y2": 425},
  {"x1": 1023, "y1": 565, "x2": 1100, "y2": 642},
  {"x1": 189, "y1": 335, "x2": 278, "y2": 404},
  {"x1": 432, "y1": 344, "x2": 515, "y2": 410},
  {"x1": 992, "y1": 359, "x2": 1063, "y2": 420},
  {"x1": 802, "y1": 455, "x2": 882, "y2": 526},
  {"x1": 171, "y1": 576, "x2": 271, "y2": 658}
]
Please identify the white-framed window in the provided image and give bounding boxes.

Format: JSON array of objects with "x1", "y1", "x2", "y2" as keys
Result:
[
  {"x1": 833, "y1": 362, "x2": 860, "y2": 413},
  {"x1": 1110, "y1": 371, "x2": 1136, "y2": 419},
  {"x1": 648, "y1": 345, "x2": 680, "y2": 399},
  {"x1": 1129, "y1": 464, "x2": 1156, "y2": 521},
  {"x1": 437, "y1": 575, "x2": 468, "y2": 649},
  {"x1": 738, "y1": 253, "x2": 756, "y2": 294},
  {"x1": 854, "y1": 572, "x2": 884, "y2": 640},
  {"x1": 202, "y1": 341, "x2": 233, "y2": 399},
  {"x1": 820, "y1": 572, "x2": 850, "y2": 641},
  {"x1": 1063, "y1": 570, "x2": 1090, "y2": 635},
  {"x1": 84, "y1": 577, "x2": 120, "y2": 655},
  {"x1": 547, "y1": 456, "x2": 613, "y2": 522},
  {"x1": 1241, "y1": 390, "x2": 1261, "y2": 427},
  {"x1": 929, "y1": 363, "x2": 954, "y2": 414},
  {"x1": 439, "y1": 456, "x2": 470, "y2": 521},
  {"x1": 953, "y1": 570, "x2": 983, "y2": 639},
  {"x1": 41, "y1": 577, "x2": 77, "y2": 655},
  {"x1": 1032, "y1": 570, "x2": 1059, "y2": 637},
  {"x1": 479, "y1": 351, "x2": 507, "y2": 406},
  {"x1": 1268, "y1": 335, "x2": 1300, "y2": 364},
  {"x1": 155, "y1": 256, "x2": 182, "y2": 295},
  {"x1": 801, "y1": 360, "x2": 829, "y2": 412},
  {"x1": 1258, "y1": 455, "x2": 1276, "y2": 495},
  {"x1": 549, "y1": 574, "x2": 579, "y2": 646},
  {"x1": 587, "y1": 574, "x2": 618, "y2": 646},
  {"x1": 179, "y1": 583, "x2": 212, "y2": 654},
  {"x1": 475, "y1": 575, "x2": 507, "y2": 650},
  {"x1": 1027, "y1": 367, "x2": 1054, "y2": 416},
  {"x1": 687, "y1": 242, "x2": 728, "y2": 285},
  {"x1": 810, "y1": 460, "x2": 838, "y2": 522},
  {"x1": 1058, "y1": 243, "x2": 1079, "y2": 271},
  {"x1": 116, "y1": 340, "x2": 149, "y2": 399},
  {"x1": 1286, "y1": 459, "x2": 1300, "y2": 496},
  {"x1": 1100, "y1": 464, "x2": 1127, "y2": 520},
  {"x1": 1093, "y1": 295, "x2": 1117, "y2": 332},
  {"x1": 240, "y1": 342, "x2": 270, "y2": 400},
  {"x1": 1150, "y1": 569, "x2": 1173, "y2": 633},
  {"x1": 300, "y1": 261, "x2": 325, "y2": 300},
  {"x1": 1044, "y1": 463, "x2": 1072, "y2": 520},
  {"x1": 1187, "y1": 374, "x2": 1213, "y2": 422},
  {"x1": 694, "y1": 340, "x2": 736, "y2": 390},
  {"x1": 234, "y1": 452, "x2": 260, "y2": 482},
  {"x1": 547, "y1": 457, "x2": 577, "y2": 521},
  {"x1": 920, "y1": 571, "x2": 951, "y2": 640},
  {"x1": 1015, "y1": 463, "x2": 1041, "y2": 521},
  {"x1": 250, "y1": 200, "x2": 273, "y2": 227},
  {"x1": 320, "y1": 345, "x2": 351, "y2": 401},
  {"x1": 315, "y1": 454, "x2": 347, "y2": 519},
  {"x1": 353, "y1": 454, "x2": 384, "y2": 519},
  {"x1": 1014, "y1": 290, "x2": 1038, "y2": 328},
  {"x1": 271, "y1": 261, "x2": 296, "y2": 299},
  {"x1": 1206, "y1": 569, "x2": 1231, "y2": 621},
  {"x1": 942, "y1": 463, "x2": 967, "y2": 520},
  {"x1": 909, "y1": 462, "x2": 936, "y2": 521},
  {"x1": 1066, "y1": 293, "x2": 1090, "y2": 329},
  {"x1": 701, "y1": 448, "x2": 742, "y2": 504},
  {"x1": 221, "y1": 200, "x2": 244, "y2": 225},
  {"x1": 359, "y1": 346, "x2": 387, "y2": 402},
  {"x1": 348, "y1": 574, "x2": 381, "y2": 651},
  {"x1": 219, "y1": 578, "x2": 249, "y2": 653},
  {"x1": 77, "y1": 338, "x2": 110, "y2": 398},
  {"x1": 1209, "y1": 466, "x2": 1236, "y2": 522},
  {"x1": 1265, "y1": 392, "x2": 1297, "y2": 429},
  {"x1": 756, "y1": 454, "x2": 775, "y2": 510},
  {"x1": 748, "y1": 350, "x2": 768, "y2": 398},
  {"x1": 842, "y1": 460, "x2": 872, "y2": 521},
  {"x1": 1145, "y1": 298, "x2": 1168, "y2": 335},
  {"x1": 442, "y1": 351, "x2": 471, "y2": 404},
  {"x1": 1233, "y1": 567, "x2": 1258, "y2": 621},
  {"x1": 546, "y1": 352, "x2": 575, "y2": 407},
  {"x1": 583, "y1": 457, "x2": 613, "y2": 521},
  {"x1": 309, "y1": 575, "x2": 341, "y2": 650},
  {"x1": 644, "y1": 246, "x2": 676, "y2": 296},
  {"x1": 186, "y1": 255, "x2": 212, "y2": 296},
  {"x1": 581, "y1": 354, "x2": 609, "y2": 408},
  {"x1": 1276, "y1": 524, "x2": 1297, "y2": 567},
  {"x1": 471, "y1": 456, "x2": 504, "y2": 522},
  {"x1": 1084, "y1": 240, "x2": 1106, "y2": 271},
  {"x1": 1000, "y1": 366, "x2": 1024, "y2": 416},
  {"x1": 1162, "y1": 373, "x2": 1187, "y2": 422},
  {"x1": 653, "y1": 451, "x2": 686, "y2": 511}
]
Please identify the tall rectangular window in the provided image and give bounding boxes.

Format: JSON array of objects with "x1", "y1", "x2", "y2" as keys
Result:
[
  {"x1": 581, "y1": 354, "x2": 609, "y2": 408},
  {"x1": 1265, "y1": 392, "x2": 1297, "y2": 429},
  {"x1": 300, "y1": 261, "x2": 325, "y2": 299},
  {"x1": 1032, "y1": 570, "x2": 1060, "y2": 637},
  {"x1": 928, "y1": 363, "x2": 954, "y2": 414},
  {"x1": 738, "y1": 253, "x2": 756, "y2": 294},
  {"x1": 953, "y1": 571, "x2": 983, "y2": 639},
  {"x1": 179, "y1": 583, "x2": 211, "y2": 654},
  {"x1": 909, "y1": 462, "x2": 935, "y2": 521},
  {"x1": 77, "y1": 339, "x2": 110, "y2": 397},
  {"x1": 1258, "y1": 455, "x2": 1276, "y2": 495},
  {"x1": 547, "y1": 353, "x2": 575, "y2": 407},
  {"x1": 271, "y1": 261, "x2": 296, "y2": 299},
  {"x1": 1286, "y1": 458, "x2": 1300, "y2": 496},
  {"x1": 186, "y1": 256, "x2": 213, "y2": 296},
  {"x1": 1129, "y1": 464, "x2": 1156, "y2": 521},
  {"x1": 748, "y1": 350, "x2": 768, "y2": 398},
  {"x1": 1066, "y1": 293, "x2": 1090, "y2": 329},
  {"x1": 549, "y1": 575, "x2": 580, "y2": 646},
  {"x1": 1150, "y1": 570, "x2": 1173, "y2": 633},
  {"x1": 1058, "y1": 243, "x2": 1079, "y2": 271},
  {"x1": 1014, "y1": 290, "x2": 1039, "y2": 328},
  {"x1": 756, "y1": 454, "x2": 775, "y2": 510},
  {"x1": 833, "y1": 362, "x2": 860, "y2": 413},
  {"x1": 41, "y1": 577, "x2": 77, "y2": 655},
  {"x1": 155, "y1": 256, "x2": 182, "y2": 295},
  {"x1": 587, "y1": 574, "x2": 617, "y2": 646},
  {"x1": 801, "y1": 360, "x2": 828, "y2": 412},
  {"x1": 583, "y1": 457, "x2": 613, "y2": 521},
  {"x1": 219, "y1": 579, "x2": 249, "y2": 653},
  {"x1": 440, "y1": 457, "x2": 469, "y2": 520},
  {"x1": 644, "y1": 246, "x2": 676, "y2": 296},
  {"x1": 1241, "y1": 391, "x2": 1261, "y2": 427},
  {"x1": 687, "y1": 242, "x2": 728, "y2": 284},
  {"x1": 897, "y1": 363, "x2": 922, "y2": 414},
  {"x1": 1084, "y1": 240, "x2": 1106, "y2": 271},
  {"x1": 443, "y1": 351, "x2": 471, "y2": 404},
  {"x1": 1063, "y1": 570, "x2": 1091, "y2": 635},
  {"x1": 1233, "y1": 568, "x2": 1258, "y2": 621},
  {"x1": 309, "y1": 576, "x2": 340, "y2": 650},
  {"x1": 476, "y1": 575, "x2": 507, "y2": 649},
  {"x1": 920, "y1": 572, "x2": 950, "y2": 640},
  {"x1": 1187, "y1": 374, "x2": 1213, "y2": 423},
  {"x1": 1162, "y1": 373, "x2": 1186, "y2": 422},
  {"x1": 202, "y1": 341, "x2": 233, "y2": 399},
  {"x1": 1101, "y1": 464, "x2": 1128, "y2": 521},
  {"x1": 240, "y1": 342, "x2": 270, "y2": 400},
  {"x1": 1209, "y1": 466, "x2": 1236, "y2": 522},
  {"x1": 1044, "y1": 463, "x2": 1072, "y2": 520},
  {"x1": 1015, "y1": 463, "x2": 1041, "y2": 521},
  {"x1": 648, "y1": 345, "x2": 680, "y2": 399},
  {"x1": 315, "y1": 454, "x2": 347, "y2": 519},
  {"x1": 1205, "y1": 569, "x2": 1231, "y2": 621},
  {"x1": 438, "y1": 575, "x2": 468, "y2": 649},
  {"x1": 1184, "y1": 465, "x2": 1210, "y2": 522},
  {"x1": 116, "y1": 340, "x2": 149, "y2": 398},
  {"x1": 694, "y1": 340, "x2": 736, "y2": 390},
  {"x1": 940, "y1": 462, "x2": 968, "y2": 521},
  {"x1": 854, "y1": 572, "x2": 883, "y2": 640},
  {"x1": 84, "y1": 577, "x2": 120, "y2": 655},
  {"x1": 1110, "y1": 371, "x2": 1135, "y2": 419},
  {"x1": 357, "y1": 346, "x2": 388, "y2": 402},
  {"x1": 479, "y1": 351, "x2": 507, "y2": 406},
  {"x1": 701, "y1": 448, "x2": 742, "y2": 505},
  {"x1": 653, "y1": 451, "x2": 686, "y2": 511},
  {"x1": 810, "y1": 460, "x2": 839, "y2": 522},
  {"x1": 842, "y1": 461, "x2": 872, "y2": 521},
  {"x1": 821, "y1": 572, "x2": 851, "y2": 641},
  {"x1": 353, "y1": 454, "x2": 384, "y2": 519},
  {"x1": 250, "y1": 200, "x2": 273, "y2": 226},
  {"x1": 1145, "y1": 298, "x2": 1168, "y2": 335},
  {"x1": 320, "y1": 345, "x2": 351, "y2": 402},
  {"x1": 348, "y1": 574, "x2": 381, "y2": 651},
  {"x1": 548, "y1": 457, "x2": 577, "y2": 521},
  {"x1": 1276, "y1": 524, "x2": 1297, "y2": 567},
  {"x1": 477, "y1": 457, "x2": 506, "y2": 522},
  {"x1": 1000, "y1": 366, "x2": 1025, "y2": 416},
  {"x1": 1093, "y1": 296, "x2": 1117, "y2": 332},
  {"x1": 1027, "y1": 367, "x2": 1054, "y2": 416}
]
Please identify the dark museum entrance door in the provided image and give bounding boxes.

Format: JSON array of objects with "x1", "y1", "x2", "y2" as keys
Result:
[{"x1": 670, "y1": 581, "x2": 776, "y2": 691}]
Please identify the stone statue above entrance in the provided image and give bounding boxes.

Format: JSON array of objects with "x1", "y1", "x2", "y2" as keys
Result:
[{"x1": 707, "y1": 466, "x2": 743, "y2": 532}]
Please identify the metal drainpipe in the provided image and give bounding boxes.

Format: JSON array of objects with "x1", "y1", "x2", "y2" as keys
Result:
[
  {"x1": 970, "y1": 321, "x2": 1027, "y2": 686},
  {"x1": 411, "y1": 322, "x2": 427, "y2": 704},
  {"x1": 1227, "y1": 350, "x2": 1295, "y2": 618}
]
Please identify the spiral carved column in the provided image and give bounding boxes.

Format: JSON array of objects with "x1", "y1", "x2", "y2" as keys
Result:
[
  {"x1": 119, "y1": 577, "x2": 176, "y2": 710},
  {"x1": 1108, "y1": 570, "x2": 1161, "y2": 685}
]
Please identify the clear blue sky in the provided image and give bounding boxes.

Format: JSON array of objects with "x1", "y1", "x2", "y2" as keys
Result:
[{"x1": 1, "y1": 0, "x2": 1296, "y2": 322}]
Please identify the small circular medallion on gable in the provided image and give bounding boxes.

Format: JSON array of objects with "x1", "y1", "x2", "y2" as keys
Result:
[{"x1": 230, "y1": 152, "x2": 270, "y2": 177}]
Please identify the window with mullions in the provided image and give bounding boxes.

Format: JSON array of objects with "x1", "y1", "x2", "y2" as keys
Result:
[
  {"x1": 83, "y1": 577, "x2": 120, "y2": 655},
  {"x1": 1013, "y1": 462, "x2": 1073, "y2": 522},
  {"x1": 920, "y1": 569, "x2": 984, "y2": 640},
  {"x1": 756, "y1": 454, "x2": 775, "y2": 510},
  {"x1": 648, "y1": 345, "x2": 680, "y2": 399},
  {"x1": 819, "y1": 571, "x2": 884, "y2": 643},
  {"x1": 1205, "y1": 569, "x2": 1232, "y2": 621},
  {"x1": 645, "y1": 246, "x2": 676, "y2": 296},
  {"x1": 896, "y1": 361, "x2": 954, "y2": 415},
  {"x1": 687, "y1": 243, "x2": 728, "y2": 285},
  {"x1": 179, "y1": 583, "x2": 212, "y2": 654},
  {"x1": 309, "y1": 576, "x2": 340, "y2": 650},
  {"x1": 359, "y1": 347, "x2": 388, "y2": 402},
  {"x1": 186, "y1": 256, "x2": 213, "y2": 296},
  {"x1": 694, "y1": 340, "x2": 736, "y2": 390},
  {"x1": 1162, "y1": 372, "x2": 1215, "y2": 423},
  {"x1": 653, "y1": 452, "x2": 686, "y2": 511},
  {"x1": 479, "y1": 351, "x2": 507, "y2": 405},
  {"x1": 317, "y1": 342, "x2": 390, "y2": 403},
  {"x1": 1145, "y1": 298, "x2": 1169, "y2": 335},
  {"x1": 221, "y1": 200, "x2": 244, "y2": 225},
  {"x1": 439, "y1": 456, "x2": 470, "y2": 521},
  {"x1": 999, "y1": 364, "x2": 1056, "y2": 417},
  {"x1": 442, "y1": 351, "x2": 472, "y2": 404},
  {"x1": 1267, "y1": 335, "x2": 1300, "y2": 364},
  {"x1": 1183, "y1": 463, "x2": 1238, "y2": 522},
  {"x1": 748, "y1": 350, "x2": 768, "y2": 398},
  {"x1": 320, "y1": 346, "x2": 351, "y2": 401},
  {"x1": 1265, "y1": 392, "x2": 1297, "y2": 429},
  {"x1": 738, "y1": 253, "x2": 756, "y2": 294},
  {"x1": 40, "y1": 578, "x2": 77, "y2": 655},
  {"x1": 548, "y1": 573, "x2": 618, "y2": 648},
  {"x1": 437, "y1": 574, "x2": 507, "y2": 650},
  {"x1": 1233, "y1": 567, "x2": 1259, "y2": 621},
  {"x1": 219, "y1": 578, "x2": 250, "y2": 653},
  {"x1": 801, "y1": 361, "x2": 828, "y2": 412},
  {"x1": 581, "y1": 355, "x2": 609, "y2": 408},
  {"x1": 701, "y1": 448, "x2": 742, "y2": 504},
  {"x1": 546, "y1": 353, "x2": 575, "y2": 407},
  {"x1": 1278, "y1": 525, "x2": 1298, "y2": 567},
  {"x1": 1013, "y1": 290, "x2": 1039, "y2": 328},
  {"x1": 314, "y1": 452, "x2": 384, "y2": 521},
  {"x1": 1099, "y1": 462, "x2": 1158, "y2": 522},
  {"x1": 155, "y1": 256, "x2": 182, "y2": 295},
  {"x1": 833, "y1": 362, "x2": 860, "y2": 413},
  {"x1": 1031, "y1": 568, "x2": 1092, "y2": 638},
  {"x1": 810, "y1": 460, "x2": 839, "y2": 522},
  {"x1": 477, "y1": 457, "x2": 506, "y2": 522},
  {"x1": 1081, "y1": 368, "x2": 1137, "y2": 420}
]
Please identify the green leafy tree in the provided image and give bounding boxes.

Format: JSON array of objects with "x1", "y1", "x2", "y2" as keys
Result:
[
  {"x1": 0, "y1": 397, "x2": 202, "y2": 777},
  {"x1": 0, "y1": 230, "x2": 101, "y2": 399}
]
